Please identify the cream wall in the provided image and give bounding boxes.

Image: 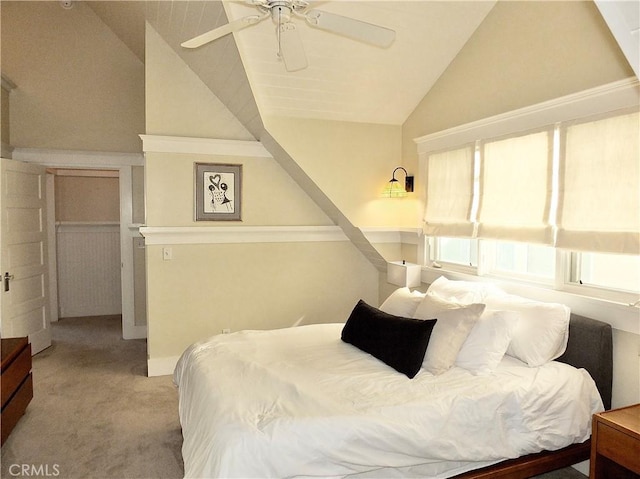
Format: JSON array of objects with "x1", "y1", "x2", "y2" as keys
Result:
[
  {"x1": 145, "y1": 153, "x2": 333, "y2": 227},
  {"x1": 146, "y1": 241, "x2": 377, "y2": 360},
  {"x1": 144, "y1": 150, "x2": 380, "y2": 363},
  {"x1": 266, "y1": 116, "x2": 418, "y2": 229},
  {"x1": 612, "y1": 329, "x2": 640, "y2": 408},
  {"x1": 144, "y1": 24, "x2": 380, "y2": 369},
  {"x1": 1, "y1": 1, "x2": 144, "y2": 152}
]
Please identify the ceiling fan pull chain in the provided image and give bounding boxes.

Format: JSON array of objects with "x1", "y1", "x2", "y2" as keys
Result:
[{"x1": 276, "y1": 7, "x2": 282, "y2": 61}]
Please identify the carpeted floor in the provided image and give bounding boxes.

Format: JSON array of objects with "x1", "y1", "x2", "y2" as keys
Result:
[
  {"x1": 0, "y1": 316, "x2": 587, "y2": 479},
  {"x1": 1, "y1": 316, "x2": 183, "y2": 479}
]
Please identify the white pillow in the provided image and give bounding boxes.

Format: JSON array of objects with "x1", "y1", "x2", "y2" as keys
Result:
[
  {"x1": 455, "y1": 310, "x2": 520, "y2": 375},
  {"x1": 413, "y1": 293, "x2": 485, "y2": 375},
  {"x1": 379, "y1": 287, "x2": 425, "y2": 318},
  {"x1": 483, "y1": 294, "x2": 570, "y2": 367},
  {"x1": 427, "y1": 276, "x2": 505, "y2": 304}
]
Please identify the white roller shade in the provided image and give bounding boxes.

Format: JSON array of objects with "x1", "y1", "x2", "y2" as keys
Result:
[
  {"x1": 477, "y1": 130, "x2": 554, "y2": 245},
  {"x1": 424, "y1": 146, "x2": 475, "y2": 237},
  {"x1": 557, "y1": 110, "x2": 640, "y2": 254}
]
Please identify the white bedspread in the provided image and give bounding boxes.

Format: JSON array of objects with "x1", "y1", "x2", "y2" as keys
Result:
[{"x1": 174, "y1": 323, "x2": 603, "y2": 478}]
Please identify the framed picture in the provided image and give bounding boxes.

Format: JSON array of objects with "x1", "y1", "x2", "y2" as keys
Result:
[{"x1": 195, "y1": 162, "x2": 242, "y2": 221}]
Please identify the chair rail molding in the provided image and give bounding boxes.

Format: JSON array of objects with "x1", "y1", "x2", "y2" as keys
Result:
[
  {"x1": 361, "y1": 227, "x2": 421, "y2": 245},
  {"x1": 139, "y1": 225, "x2": 349, "y2": 245}
]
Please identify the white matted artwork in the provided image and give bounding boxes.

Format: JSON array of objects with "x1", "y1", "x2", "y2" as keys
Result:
[{"x1": 195, "y1": 163, "x2": 242, "y2": 221}]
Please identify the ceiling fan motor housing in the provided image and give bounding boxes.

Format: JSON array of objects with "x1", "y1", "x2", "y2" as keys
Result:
[{"x1": 269, "y1": 2, "x2": 293, "y2": 24}]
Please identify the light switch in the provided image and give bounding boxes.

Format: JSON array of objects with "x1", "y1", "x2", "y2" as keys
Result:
[{"x1": 162, "y1": 247, "x2": 172, "y2": 261}]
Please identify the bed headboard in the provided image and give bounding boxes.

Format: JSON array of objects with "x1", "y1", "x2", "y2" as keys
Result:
[{"x1": 557, "y1": 314, "x2": 613, "y2": 410}]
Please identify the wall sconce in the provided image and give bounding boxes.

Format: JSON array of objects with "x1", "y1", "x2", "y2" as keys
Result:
[{"x1": 382, "y1": 166, "x2": 414, "y2": 198}]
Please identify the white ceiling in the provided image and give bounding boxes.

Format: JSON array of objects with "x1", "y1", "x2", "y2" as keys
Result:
[
  {"x1": 223, "y1": 1, "x2": 496, "y2": 125},
  {"x1": 88, "y1": 0, "x2": 497, "y2": 126}
]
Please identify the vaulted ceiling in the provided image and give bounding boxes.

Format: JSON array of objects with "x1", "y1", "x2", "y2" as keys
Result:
[
  {"x1": 86, "y1": 0, "x2": 496, "y2": 132},
  {"x1": 86, "y1": 0, "x2": 639, "y2": 130}
]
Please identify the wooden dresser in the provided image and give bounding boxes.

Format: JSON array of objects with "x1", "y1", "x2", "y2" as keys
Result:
[
  {"x1": 1, "y1": 337, "x2": 33, "y2": 445},
  {"x1": 590, "y1": 403, "x2": 640, "y2": 478}
]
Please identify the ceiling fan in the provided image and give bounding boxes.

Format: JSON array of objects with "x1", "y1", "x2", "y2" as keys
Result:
[{"x1": 181, "y1": 0, "x2": 396, "y2": 72}]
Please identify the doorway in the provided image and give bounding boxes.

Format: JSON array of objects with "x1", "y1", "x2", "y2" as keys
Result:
[
  {"x1": 43, "y1": 163, "x2": 147, "y2": 340},
  {"x1": 50, "y1": 169, "x2": 122, "y2": 321}
]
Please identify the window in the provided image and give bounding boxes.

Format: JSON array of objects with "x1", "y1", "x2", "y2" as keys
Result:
[
  {"x1": 477, "y1": 129, "x2": 554, "y2": 245},
  {"x1": 419, "y1": 103, "x2": 639, "y2": 301},
  {"x1": 424, "y1": 146, "x2": 475, "y2": 238},
  {"x1": 433, "y1": 237, "x2": 478, "y2": 268},
  {"x1": 571, "y1": 252, "x2": 640, "y2": 293},
  {"x1": 486, "y1": 241, "x2": 555, "y2": 281},
  {"x1": 557, "y1": 110, "x2": 639, "y2": 255}
]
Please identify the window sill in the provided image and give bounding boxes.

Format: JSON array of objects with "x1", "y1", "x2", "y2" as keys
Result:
[{"x1": 420, "y1": 266, "x2": 639, "y2": 335}]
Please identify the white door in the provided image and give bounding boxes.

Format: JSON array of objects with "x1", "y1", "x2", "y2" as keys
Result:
[{"x1": 1, "y1": 158, "x2": 51, "y2": 354}]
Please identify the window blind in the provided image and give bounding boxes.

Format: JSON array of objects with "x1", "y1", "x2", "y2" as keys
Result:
[
  {"x1": 477, "y1": 130, "x2": 555, "y2": 245},
  {"x1": 423, "y1": 146, "x2": 475, "y2": 237},
  {"x1": 556, "y1": 110, "x2": 640, "y2": 255}
]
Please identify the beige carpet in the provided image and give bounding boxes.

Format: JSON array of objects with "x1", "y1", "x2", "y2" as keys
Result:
[
  {"x1": 1, "y1": 316, "x2": 587, "y2": 479},
  {"x1": 1, "y1": 316, "x2": 183, "y2": 479}
]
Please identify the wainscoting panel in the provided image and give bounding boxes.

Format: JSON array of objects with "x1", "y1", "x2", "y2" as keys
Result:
[{"x1": 56, "y1": 223, "x2": 122, "y2": 318}]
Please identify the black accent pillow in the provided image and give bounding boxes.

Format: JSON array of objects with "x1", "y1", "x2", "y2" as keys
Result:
[{"x1": 341, "y1": 300, "x2": 437, "y2": 379}]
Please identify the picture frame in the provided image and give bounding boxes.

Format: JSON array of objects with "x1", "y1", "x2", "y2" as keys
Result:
[{"x1": 194, "y1": 162, "x2": 242, "y2": 221}]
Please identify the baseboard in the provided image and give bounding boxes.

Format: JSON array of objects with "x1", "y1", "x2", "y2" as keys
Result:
[{"x1": 147, "y1": 355, "x2": 180, "y2": 377}]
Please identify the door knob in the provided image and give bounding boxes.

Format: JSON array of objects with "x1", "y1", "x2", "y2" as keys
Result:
[{"x1": 4, "y1": 272, "x2": 14, "y2": 292}]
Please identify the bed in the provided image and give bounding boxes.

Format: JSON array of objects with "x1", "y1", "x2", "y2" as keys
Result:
[{"x1": 174, "y1": 278, "x2": 612, "y2": 479}]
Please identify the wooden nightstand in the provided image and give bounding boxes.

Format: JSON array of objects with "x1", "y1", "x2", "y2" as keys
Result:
[{"x1": 590, "y1": 404, "x2": 640, "y2": 478}]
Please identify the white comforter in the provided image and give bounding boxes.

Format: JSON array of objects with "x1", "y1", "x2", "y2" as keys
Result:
[{"x1": 174, "y1": 323, "x2": 603, "y2": 479}]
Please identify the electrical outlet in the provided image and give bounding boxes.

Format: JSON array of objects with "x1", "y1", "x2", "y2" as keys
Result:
[
  {"x1": 222, "y1": 328, "x2": 231, "y2": 334},
  {"x1": 162, "y1": 247, "x2": 172, "y2": 261}
]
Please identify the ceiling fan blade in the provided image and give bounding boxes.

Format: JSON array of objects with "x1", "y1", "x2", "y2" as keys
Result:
[
  {"x1": 305, "y1": 9, "x2": 395, "y2": 48},
  {"x1": 181, "y1": 14, "x2": 266, "y2": 49},
  {"x1": 278, "y1": 23, "x2": 308, "y2": 72}
]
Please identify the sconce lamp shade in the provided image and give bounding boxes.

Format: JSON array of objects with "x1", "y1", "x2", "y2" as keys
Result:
[
  {"x1": 387, "y1": 261, "x2": 421, "y2": 288},
  {"x1": 382, "y1": 180, "x2": 407, "y2": 198},
  {"x1": 382, "y1": 167, "x2": 414, "y2": 198}
]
